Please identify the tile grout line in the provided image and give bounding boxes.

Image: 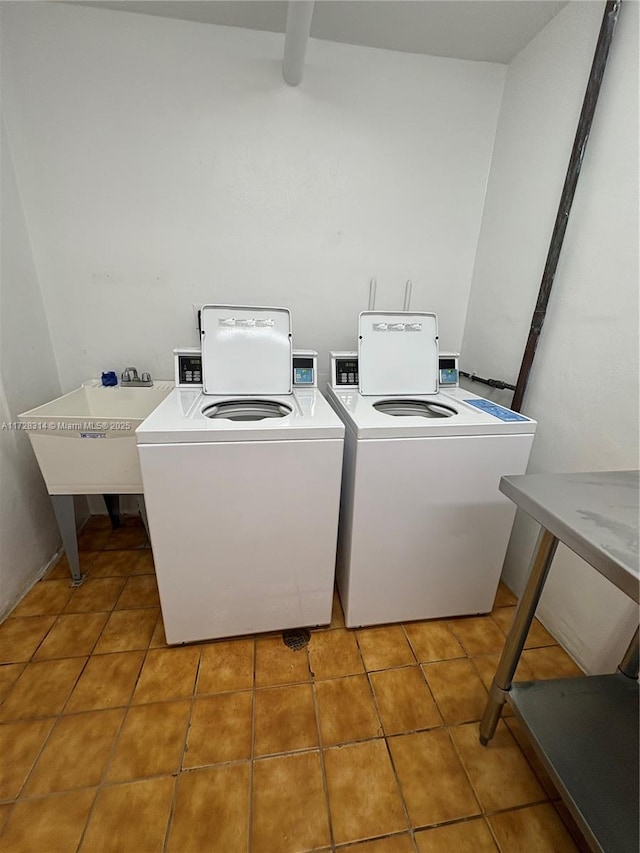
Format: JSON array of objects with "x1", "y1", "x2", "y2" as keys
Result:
[
  {"x1": 352, "y1": 628, "x2": 416, "y2": 852},
  {"x1": 371, "y1": 622, "x2": 541, "y2": 847},
  {"x1": 399, "y1": 623, "x2": 421, "y2": 667},
  {"x1": 42, "y1": 543, "x2": 111, "y2": 853},
  {"x1": 161, "y1": 645, "x2": 202, "y2": 853},
  {"x1": 405, "y1": 790, "x2": 552, "y2": 833},
  {"x1": 400, "y1": 624, "x2": 446, "y2": 732},
  {"x1": 21, "y1": 610, "x2": 61, "y2": 661},
  {"x1": 89, "y1": 733, "x2": 415, "y2": 768},
  {"x1": 333, "y1": 831, "x2": 414, "y2": 851},
  {"x1": 489, "y1": 606, "x2": 559, "y2": 652},
  {"x1": 9, "y1": 714, "x2": 58, "y2": 805},
  {"x1": 502, "y1": 716, "x2": 561, "y2": 802},
  {"x1": 414, "y1": 668, "x2": 445, "y2": 729},
  {"x1": 446, "y1": 718, "x2": 525, "y2": 839},
  {"x1": 74, "y1": 634, "x2": 151, "y2": 852},
  {"x1": 247, "y1": 637, "x2": 257, "y2": 853},
  {"x1": 308, "y1": 641, "x2": 336, "y2": 853},
  {"x1": 476, "y1": 796, "x2": 556, "y2": 820},
  {"x1": 482, "y1": 797, "x2": 567, "y2": 853},
  {"x1": 450, "y1": 712, "x2": 551, "y2": 814},
  {"x1": 12, "y1": 642, "x2": 93, "y2": 802}
]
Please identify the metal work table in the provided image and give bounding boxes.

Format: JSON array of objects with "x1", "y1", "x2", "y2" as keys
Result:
[{"x1": 479, "y1": 470, "x2": 639, "y2": 853}]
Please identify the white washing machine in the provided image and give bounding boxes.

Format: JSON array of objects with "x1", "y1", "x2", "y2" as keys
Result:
[
  {"x1": 326, "y1": 311, "x2": 537, "y2": 628},
  {"x1": 137, "y1": 305, "x2": 344, "y2": 644}
]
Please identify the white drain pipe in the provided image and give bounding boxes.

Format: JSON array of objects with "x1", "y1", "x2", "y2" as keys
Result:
[
  {"x1": 403, "y1": 280, "x2": 413, "y2": 311},
  {"x1": 368, "y1": 278, "x2": 377, "y2": 311},
  {"x1": 283, "y1": 1, "x2": 315, "y2": 86}
]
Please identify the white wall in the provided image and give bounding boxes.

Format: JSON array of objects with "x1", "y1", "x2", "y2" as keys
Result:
[
  {"x1": 0, "y1": 122, "x2": 63, "y2": 618},
  {"x1": 461, "y1": 0, "x2": 639, "y2": 673},
  {"x1": 1, "y1": 2, "x2": 505, "y2": 389}
]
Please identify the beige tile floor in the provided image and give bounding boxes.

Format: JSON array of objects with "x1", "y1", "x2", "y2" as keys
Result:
[{"x1": 0, "y1": 515, "x2": 588, "y2": 853}]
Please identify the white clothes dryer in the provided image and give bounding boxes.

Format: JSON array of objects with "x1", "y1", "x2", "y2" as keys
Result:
[
  {"x1": 326, "y1": 311, "x2": 536, "y2": 628},
  {"x1": 137, "y1": 306, "x2": 344, "y2": 644}
]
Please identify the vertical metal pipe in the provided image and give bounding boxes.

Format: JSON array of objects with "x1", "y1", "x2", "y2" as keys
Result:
[
  {"x1": 511, "y1": 0, "x2": 622, "y2": 412},
  {"x1": 368, "y1": 278, "x2": 377, "y2": 310},
  {"x1": 283, "y1": 1, "x2": 315, "y2": 86},
  {"x1": 403, "y1": 280, "x2": 413, "y2": 311}
]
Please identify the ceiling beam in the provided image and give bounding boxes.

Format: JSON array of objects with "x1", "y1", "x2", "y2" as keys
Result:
[{"x1": 283, "y1": 1, "x2": 315, "y2": 86}]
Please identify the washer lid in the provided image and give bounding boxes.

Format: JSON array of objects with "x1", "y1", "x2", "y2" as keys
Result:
[
  {"x1": 358, "y1": 311, "x2": 439, "y2": 395},
  {"x1": 200, "y1": 305, "x2": 292, "y2": 395}
]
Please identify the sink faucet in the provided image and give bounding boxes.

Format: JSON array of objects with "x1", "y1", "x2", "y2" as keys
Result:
[{"x1": 121, "y1": 367, "x2": 153, "y2": 387}]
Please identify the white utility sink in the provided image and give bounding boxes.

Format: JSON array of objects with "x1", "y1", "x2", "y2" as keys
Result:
[{"x1": 19, "y1": 380, "x2": 174, "y2": 494}]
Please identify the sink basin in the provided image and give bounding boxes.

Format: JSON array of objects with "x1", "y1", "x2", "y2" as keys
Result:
[{"x1": 19, "y1": 380, "x2": 173, "y2": 494}]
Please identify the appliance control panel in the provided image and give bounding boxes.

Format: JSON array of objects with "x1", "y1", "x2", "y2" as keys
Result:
[
  {"x1": 463, "y1": 398, "x2": 530, "y2": 422},
  {"x1": 330, "y1": 352, "x2": 359, "y2": 389},
  {"x1": 330, "y1": 351, "x2": 459, "y2": 389},
  {"x1": 174, "y1": 348, "x2": 203, "y2": 388},
  {"x1": 174, "y1": 347, "x2": 316, "y2": 388},
  {"x1": 438, "y1": 353, "x2": 460, "y2": 387},
  {"x1": 292, "y1": 350, "x2": 318, "y2": 387}
]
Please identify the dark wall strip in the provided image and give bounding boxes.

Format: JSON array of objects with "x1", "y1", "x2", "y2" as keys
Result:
[{"x1": 511, "y1": 0, "x2": 622, "y2": 412}]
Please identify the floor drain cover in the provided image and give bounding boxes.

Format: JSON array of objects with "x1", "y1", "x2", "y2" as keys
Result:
[{"x1": 282, "y1": 628, "x2": 311, "y2": 650}]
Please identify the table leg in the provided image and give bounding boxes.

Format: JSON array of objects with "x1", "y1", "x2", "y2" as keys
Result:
[
  {"x1": 50, "y1": 495, "x2": 84, "y2": 585},
  {"x1": 136, "y1": 495, "x2": 150, "y2": 541},
  {"x1": 618, "y1": 627, "x2": 639, "y2": 680},
  {"x1": 479, "y1": 527, "x2": 558, "y2": 745},
  {"x1": 102, "y1": 494, "x2": 121, "y2": 529}
]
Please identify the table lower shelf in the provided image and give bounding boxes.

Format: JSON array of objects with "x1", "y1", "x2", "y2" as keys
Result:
[{"x1": 508, "y1": 673, "x2": 639, "y2": 853}]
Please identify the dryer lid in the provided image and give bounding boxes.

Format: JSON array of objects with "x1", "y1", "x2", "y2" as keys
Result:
[
  {"x1": 200, "y1": 305, "x2": 292, "y2": 395},
  {"x1": 358, "y1": 311, "x2": 439, "y2": 395}
]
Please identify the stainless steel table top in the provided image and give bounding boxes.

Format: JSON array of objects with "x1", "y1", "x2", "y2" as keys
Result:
[{"x1": 500, "y1": 470, "x2": 639, "y2": 602}]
